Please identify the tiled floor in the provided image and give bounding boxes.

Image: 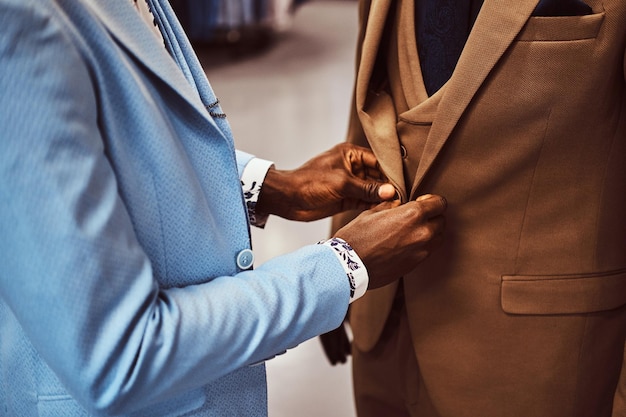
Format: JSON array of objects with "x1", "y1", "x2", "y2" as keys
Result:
[{"x1": 196, "y1": 1, "x2": 359, "y2": 416}]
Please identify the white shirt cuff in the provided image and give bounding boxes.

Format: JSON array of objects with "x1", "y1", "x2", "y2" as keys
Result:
[
  {"x1": 241, "y1": 157, "x2": 274, "y2": 228},
  {"x1": 319, "y1": 237, "x2": 369, "y2": 303}
]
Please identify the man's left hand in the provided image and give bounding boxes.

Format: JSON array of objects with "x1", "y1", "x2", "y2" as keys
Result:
[{"x1": 256, "y1": 143, "x2": 395, "y2": 222}]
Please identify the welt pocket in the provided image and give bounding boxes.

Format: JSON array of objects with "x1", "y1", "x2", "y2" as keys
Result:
[
  {"x1": 517, "y1": 12, "x2": 605, "y2": 41},
  {"x1": 501, "y1": 269, "x2": 626, "y2": 315}
]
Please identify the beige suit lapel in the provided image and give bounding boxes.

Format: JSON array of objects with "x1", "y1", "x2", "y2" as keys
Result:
[
  {"x1": 349, "y1": 1, "x2": 402, "y2": 351},
  {"x1": 404, "y1": 0, "x2": 542, "y2": 199},
  {"x1": 355, "y1": 0, "x2": 409, "y2": 200}
]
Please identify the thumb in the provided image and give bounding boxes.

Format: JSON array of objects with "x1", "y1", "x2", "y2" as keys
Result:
[
  {"x1": 349, "y1": 179, "x2": 396, "y2": 202},
  {"x1": 377, "y1": 183, "x2": 397, "y2": 200}
]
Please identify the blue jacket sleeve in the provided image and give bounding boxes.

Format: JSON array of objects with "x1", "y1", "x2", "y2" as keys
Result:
[
  {"x1": 235, "y1": 150, "x2": 255, "y2": 178},
  {"x1": 0, "y1": 2, "x2": 349, "y2": 415}
]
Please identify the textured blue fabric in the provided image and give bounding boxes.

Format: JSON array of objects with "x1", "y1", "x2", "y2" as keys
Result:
[{"x1": 0, "y1": 0, "x2": 350, "y2": 415}]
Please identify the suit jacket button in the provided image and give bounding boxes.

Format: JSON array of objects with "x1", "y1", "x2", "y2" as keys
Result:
[
  {"x1": 400, "y1": 145, "x2": 408, "y2": 159},
  {"x1": 236, "y1": 249, "x2": 254, "y2": 270}
]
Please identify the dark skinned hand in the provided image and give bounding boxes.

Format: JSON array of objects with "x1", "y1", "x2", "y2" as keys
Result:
[
  {"x1": 319, "y1": 321, "x2": 351, "y2": 365},
  {"x1": 320, "y1": 194, "x2": 447, "y2": 365},
  {"x1": 334, "y1": 194, "x2": 447, "y2": 289},
  {"x1": 255, "y1": 143, "x2": 396, "y2": 222}
]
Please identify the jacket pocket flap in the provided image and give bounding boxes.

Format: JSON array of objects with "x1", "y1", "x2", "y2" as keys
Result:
[{"x1": 501, "y1": 269, "x2": 626, "y2": 315}]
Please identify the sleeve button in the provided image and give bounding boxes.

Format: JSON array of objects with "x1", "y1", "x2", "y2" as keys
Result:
[{"x1": 236, "y1": 249, "x2": 254, "y2": 270}]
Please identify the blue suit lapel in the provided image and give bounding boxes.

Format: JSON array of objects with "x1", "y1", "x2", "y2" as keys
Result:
[
  {"x1": 81, "y1": 0, "x2": 230, "y2": 138},
  {"x1": 146, "y1": 0, "x2": 236, "y2": 143}
]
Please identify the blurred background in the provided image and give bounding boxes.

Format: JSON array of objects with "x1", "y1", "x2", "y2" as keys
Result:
[{"x1": 175, "y1": 1, "x2": 360, "y2": 416}]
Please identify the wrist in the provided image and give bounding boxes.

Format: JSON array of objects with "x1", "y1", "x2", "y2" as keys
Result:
[{"x1": 256, "y1": 167, "x2": 292, "y2": 219}]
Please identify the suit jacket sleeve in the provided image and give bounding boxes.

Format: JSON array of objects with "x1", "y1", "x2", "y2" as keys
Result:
[
  {"x1": 0, "y1": 2, "x2": 349, "y2": 415},
  {"x1": 235, "y1": 149, "x2": 255, "y2": 177}
]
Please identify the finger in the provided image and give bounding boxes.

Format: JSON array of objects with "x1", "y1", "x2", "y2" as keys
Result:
[
  {"x1": 430, "y1": 214, "x2": 446, "y2": 235},
  {"x1": 361, "y1": 165, "x2": 386, "y2": 181},
  {"x1": 343, "y1": 178, "x2": 396, "y2": 203},
  {"x1": 350, "y1": 158, "x2": 382, "y2": 181},
  {"x1": 349, "y1": 153, "x2": 384, "y2": 183},
  {"x1": 425, "y1": 215, "x2": 446, "y2": 245},
  {"x1": 339, "y1": 143, "x2": 378, "y2": 168},
  {"x1": 319, "y1": 326, "x2": 351, "y2": 365},
  {"x1": 377, "y1": 183, "x2": 396, "y2": 200},
  {"x1": 338, "y1": 334, "x2": 351, "y2": 364},
  {"x1": 350, "y1": 146, "x2": 379, "y2": 169},
  {"x1": 319, "y1": 334, "x2": 337, "y2": 364},
  {"x1": 348, "y1": 198, "x2": 394, "y2": 213},
  {"x1": 413, "y1": 194, "x2": 448, "y2": 218},
  {"x1": 368, "y1": 200, "x2": 400, "y2": 213}
]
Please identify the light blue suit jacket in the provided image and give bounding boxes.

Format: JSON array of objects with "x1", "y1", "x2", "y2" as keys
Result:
[{"x1": 0, "y1": 0, "x2": 350, "y2": 415}]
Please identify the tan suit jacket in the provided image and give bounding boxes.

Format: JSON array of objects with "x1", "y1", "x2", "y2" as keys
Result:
[{"x1": 333, "y1": 0, "x2": 626, "y2": 415}]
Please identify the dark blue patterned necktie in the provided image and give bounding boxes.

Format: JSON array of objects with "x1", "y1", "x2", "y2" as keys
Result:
[{"x1": 415, "y1": 0, "x2": 482, "y2": 96}]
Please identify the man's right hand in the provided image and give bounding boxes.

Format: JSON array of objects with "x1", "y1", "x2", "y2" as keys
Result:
[{"x1": 334, "y1": 194, "x2": 447, "y2": 289}]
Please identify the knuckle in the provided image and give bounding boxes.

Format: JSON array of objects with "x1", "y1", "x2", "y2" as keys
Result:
[
  {"x1": 439, "y1": 196, "x2": 448, "y2": 210},
  {"x1": 405, "y1": 202, "x2": 424, "y2": 219},
  {"x1": 364, "y1": 182, "x2": 378, "y2": 199},
  {"x1": 340, "y1": 178, "x2": 353, "y2": 194},
  {"x1": 419, "y1": 225, "x2": 436, "y2": 242},
  {"x1": 337, "y1": 143, "x2": 352, "y2": 157}
]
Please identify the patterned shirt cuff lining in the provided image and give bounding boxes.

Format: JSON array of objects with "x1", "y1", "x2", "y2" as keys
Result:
[
  {"x1": 241, "y1": 157, "x2": 274, "y2": 228},
  {"x1": 319, "y1": 237, "x2": 369, "y2": 303}
]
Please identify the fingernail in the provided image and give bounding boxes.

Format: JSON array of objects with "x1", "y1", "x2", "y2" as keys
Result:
[
  {"x1": 415, "y1": 194, "x2": 433, "y2": 201},
  {"x1": 378, "y1": 183, "x2": 396, "y2": 199}
]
